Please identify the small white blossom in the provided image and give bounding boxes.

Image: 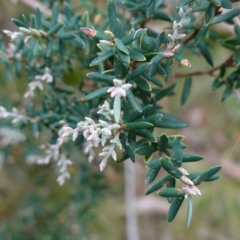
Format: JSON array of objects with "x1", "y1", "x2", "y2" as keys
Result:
[
  {"x1": 179, "y1": 167, "x2": 189, "y2": 176},
  {"x1": 0, "y1": 106, "x2": 28, "y2": 124},
  {"x1": 24, "y1": 68, "x2": 53, "y2": 99},
  {"x1": 181, "y1": 175, "x2": 194, "y2": 186},
  {"x1": 3, "y1": 30, "x2": 22, "y2": 41},
  {"x1": 0, "y1": 127, "x2": 26, "y2": 147},
  {"x1": 107, "y1": 79, "x2": 132, "y2": 98},
  {"x1": 182, "y1": 184, "x2": 201, "y2": 198}
]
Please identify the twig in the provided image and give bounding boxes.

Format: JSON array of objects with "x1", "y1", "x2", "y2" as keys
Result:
[{"x1": 174, "y1": 54, "x2": 234, "y2": 79}]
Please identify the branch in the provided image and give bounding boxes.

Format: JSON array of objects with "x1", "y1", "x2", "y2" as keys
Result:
[{"x1": 174, "y1": 54, "x2": 234, "y2": 79}]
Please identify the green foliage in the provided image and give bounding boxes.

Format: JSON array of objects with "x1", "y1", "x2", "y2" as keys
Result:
[{"x1": 1, "y1": 0, "x2": 239, "y2": 229}]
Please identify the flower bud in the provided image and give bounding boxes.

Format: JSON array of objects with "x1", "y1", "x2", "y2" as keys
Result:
[
  {"x1": 99, "y1": 40, "x2": 115, "y2": 47},
  {"x1": 104, "y1": 30, "x2": 115, "y2": 39},
  {"x1": 80, "y1": 27, "x2": 97, "y2": 37},
  {"x1": 181, "y1": 59, "x2": 191, "y2": 67}
]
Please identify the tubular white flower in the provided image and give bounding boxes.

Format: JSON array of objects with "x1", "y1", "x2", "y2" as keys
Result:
[
  {"x1": 107, "y1": 79, "x2": 132, "y2": 98},
  {"x1": 3, "y1": 30, "x2": 22, "y2": 41}
]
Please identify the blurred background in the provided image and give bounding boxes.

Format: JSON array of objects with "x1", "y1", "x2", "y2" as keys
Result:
[{"x1": 0, "y1": 0, "x2": 240, "y2": 239}]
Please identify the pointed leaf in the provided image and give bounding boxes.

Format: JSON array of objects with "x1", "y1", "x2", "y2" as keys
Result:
[
  {"x1": 145, "y1": 174, "x2": 172, "y2": 195},
  {"x1": 182, "y1": 154, "x2": 204, "y2": 162},
  {"x1": 146, "y1": 158, "x2": 161, "y2": 169},
  {"x1": 125, "y1": 121, "x2": 154, "y2": 130},
  {"x1": 126, "y1": 63, "x2": 150, "y2": 81},
  {"x1": 126, "y1": 89, "x2": 142, "y2": 112},
  {"x1": 186, "y1": 195, "x2": 193, "y2": 228},
  {"x1": 145, "y1": 168, "x2": 160, "y2": 185},
  {"x1": 161, "y1": 158, "x2": 183, "y2": 179},
  {"x1": 205, "y1": 3, "x2": 216, "y2": 26},
  {"x1": 130, "y1": 129, "x2": 157, "y2": 142},
  {"x1": 197, "y1": 42, "x2": 214, "y2": 67},
  {"x1": 168, "y1": 197, "x2": 185, "y2": 222},
  {"x1": 90, "y1": 50, "x2": 113, "y2": 66},
  {"x1": 158, "y1": 188, "x2": 185, "y2": 197},
  {"x1": 81, "y1": 87, "x2": 109, "y2": 101},
  {"x1": 87, "y1": 72, "x2": 114, "y2": 84},
  {"x1": 135, "y1": 144, "x2": 157, "y2": 155},
  {"x1": 211, "y1": 9, "x2": 240, "y2": 25},
  {"x1": 181, "y1": 77, "x2": 192, "y2": 105}
]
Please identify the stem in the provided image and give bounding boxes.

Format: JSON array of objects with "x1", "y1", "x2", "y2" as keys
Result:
[
  {"x1": 174, "y1": 54, "x2": 234, "y2": 79},
  {"x1": 124, "y1": 160, "x2": 140, "y2": 240}
]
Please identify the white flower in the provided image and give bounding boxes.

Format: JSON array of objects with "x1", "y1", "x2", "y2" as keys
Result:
[
  {"x1": 107, "y1": 79, "x2": 132, "y2": 98},
  {"x1": 179, "y1": 167, "x2": 189, "y2": 176},
  {"x1": 182, "y1": 184, "x2": 201, "y2": 198},
  {"x1": 35, "y1": 68, "x2": 53, "y2": 83},
  {"x1": 3, "y1": 30, "x2": 22, "y2": 41},
  {"x1": 181, "y1": 175, "x2": 194, "y2": 186},
  {"x1": 57, "y1": 172, "x2": 71, "y2": 186}
]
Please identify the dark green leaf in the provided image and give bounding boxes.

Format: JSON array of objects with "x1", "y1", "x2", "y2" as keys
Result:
[
  {"x1": 182, "y1": 154, "x2": 204, "y2": 162},
  {"x1": 211, "y1": 9, "x2": 240, "y2": 25},
  {"x1": 125, "y1": 121, "x2": 154, "y2": 130},
  {"x1": 194, "y1": 165, "x2": 222, "y2": 184},
  {"x1": 161, "y1": 158, "x2": 182, "y2": 179},
  {"x1": 129, "y1": 48, "x2": 146, "y2": 61},
  {"x1": 181, "y1": 77, "x2": 192, "y2": 105},
  {"x1": 197, "y1": 42, "x2": 214, "y2": 66},
  {"x1": 205, "y1": 4, "x2": 216, "y2": 26},
  {"x1": 156, "y1": 31, "x2": 165, "y2": 47},
  {"x1": 108, "y1": 0, "x2": 117, "y2": 34},
  {"x1": 145, "y1": 174, "x2": 172, "y2": 195},
  {"x1": 12, "y1": 18, "x2": 28, "y2": 28},
  {"x1": 144, "y1": 114, "x2": 162, "y2": 124},
  {"x1": 47, "y1": 23, "x2": 63, "y2": 35},
  {"x1": 178, "y1": 0, "x2": 195, "y2": 7},
  {"x1": 168, "y1": 197, "x2": 185, "y2": 222},
  {"x1": 126, "y1": 89, "x2": 142, "y2": 112},
  {"x1": 81, "y1": 87, "x2": 109, "y2": 101},
  {"x1": 195, "y1": 25, "x2": 209, "y2": 45},
  {"x1": 158, "y1": 188, "x2": 185, "y2": 197},
  {"x1": 90, "y1": 50, "x2": 113, "y2": 66},
  {"x1": 221, "y1": 87, "x2": 233, "y2": 101},
  {"x1": 115, "y1": 38, "x2": 129, "y2": 55},
  {"x1": 51, "y1": 3, "x2": 59, "y2": 24},
  {"x1": 210, "y1": 0, "x2": 221, "y2": 6},
  {"x1": 212, "y1": 78, "x2": 224, "y2": 90},
  {"x1": 145, "y1": 168, "x2": 160, "y2": 185},
  {"x1": 58, "y1": 32, "x2": 76, "y2": 40},
  {"x1": 146, "y1": 158, "x2": 161, "y2": 169},
  {"x1": 130, "y1": 129, "x2": 157, "y2": 142},
  {"x1": 135, "y1": 144, "x2": 157, "y2": 155},
  {"x1": 33, "y1": 39, "x2": 39, "y2": 55},
  {"x1": 122, "y1": 28, "x2": 147, "y2": 45},
  {"x1": 132, "y1": 76, "x2": 152, "y2": 91},
  {"x1": 171, "y1": 137, "x2": 182, "y2": 167},
  {"x1": 35, "y1": 8, "x2": 41, "y2": 29},
  {"x1": 221, "y1": 0, "x2": 232, "y2": 9},
  {"x1": 87, "y1": 72, "x2": 114, "y2": 84},
  {"x1": 46, "y1": 39, "x2": 53, "y2": 57},
  {"x1": 146, "y1": 0, "x2": 155, "y2": 18},
  {"x1": 126, "y1": 63, "x2": 150, "y2": 81}
]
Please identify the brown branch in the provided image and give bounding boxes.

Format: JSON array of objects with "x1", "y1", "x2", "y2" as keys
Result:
[{"x1": 174, "y1": 54, "x2": 234, "y2": 79}]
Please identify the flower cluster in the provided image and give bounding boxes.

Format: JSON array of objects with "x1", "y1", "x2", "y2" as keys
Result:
[
  {"x1": 3, "y1": 27, "x2": 47, "y2": 43},
  {"x1": 163, "y1": 6, "x2": 191, "y2": 58},
  {"x1": 0, "y1": 127, "x2": 26, "y2": 147},
  {"x1": 179, "y1": 167, "x2": 201, "y2": 198},
  {"x1": 36, "y1": 127, "x2": 72, "y2": 185},
  {"x1": 107, "y1": 79, "x2": 132, "y2": 98},
  {"x1": 60, "y1": 101, "x2": 122, "y2": 171},
  {"x1": 0, "y1": 106, "x2": 28, "y2": 124},
  {"x1": 24, "y1": 67, "x2": 53, "y2": 98}
]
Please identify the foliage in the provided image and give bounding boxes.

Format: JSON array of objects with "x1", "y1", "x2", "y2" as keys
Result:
[{"x1": 1, "y1": 0, "x2": 240, "y2": 227}]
